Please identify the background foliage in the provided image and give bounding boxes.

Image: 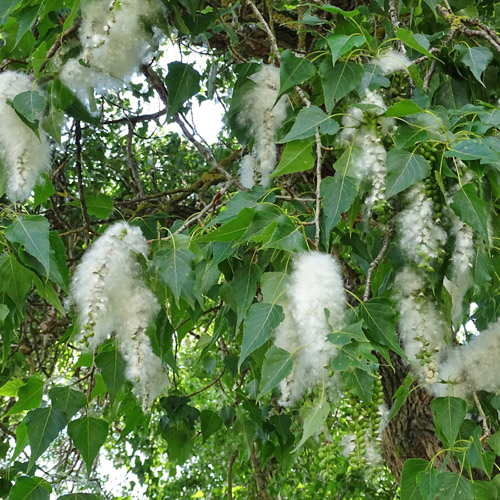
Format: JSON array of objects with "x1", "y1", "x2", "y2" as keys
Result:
[{"x1": 1, "y1": 0, "x2": 500, "y2": 498}]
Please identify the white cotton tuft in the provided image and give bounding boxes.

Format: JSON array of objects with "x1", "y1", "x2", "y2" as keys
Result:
[
  {"x1": 397, "y1": 183, "x2": 447, "y2": 268},
  {"x1": 338, "y1": 92, "x2": 389, "y2": 209},
  {"x1": 0, "y1": 71, "x2": 51, "y2": 202},
  {"x1": 394, "y1": 268, "x2": 449, "y2": 385},
  {"x1": 432, "y1": 319, "x2": 500, "y2": 399},
  {"x1": 372, "y1": 49, "x2": 411, "y2": 75},
  {"x1": 274, "y1": 251, "x2": 346, "y2": 406},
  {"x1": 238, "y1": 64, "x2": 288, "y2": 186},
  {"x1": 70, "y1": 221, "x2": 169, "y2": 409},
  {"x1": 239, "y1": 155, "x2": 257, "y2": 189},
  {"x1": 60, "y1": 0, "x2": 165, "y2": 105},
  {"x1": 443, "y1": 200, "x2": 474, "y2": 324}
]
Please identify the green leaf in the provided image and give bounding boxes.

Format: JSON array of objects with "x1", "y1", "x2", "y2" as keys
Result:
[
  {"x1": 25, "y1": 406, "x2": 67, "y2": 470},
  {"x1": 68, "y1": 416, "x2": 108, "y2": 475},
  {"x1": 278, "y1": 106, "x2": 338, "y2": 143},
  {"x1": 9, "y1": 476, "x2": 51, "y2": 500},
  {"x1": 33, "y1": 173, "x2": 55, "y2": 208},
  {"x1": 430, "y1": 396, "x2": 466, "y2": 449},
  {"x1": 200, "y1": 410, "x2": 223, "y2": 443},
  {"x1": 487, "y1": 430, "x2": 500, "y2": 455},
  {"x1": 13, "y1": 421, "x2": 28, "y2": 459},
  {"x1": 385, "y1": 99, "x2": 424, "y2": 117},
  {"x1": 386, "y1": 149, "x2": 430, "y2": 198},
  {"x1": 327, "y1": 33, "x2": 366, "y2": 66},
  {"x1": 239, "y1": 303, "x2": 285, "y2": 368},
  {"x1": 5, "y1": 215, "x2": 51, "y2": 274},
  {"x1": 474, "y1": 481, "x2": 498, "y2": 500},
  {"x1": 466, "y1": 426, "x2": 494, "y2": 477},
  {"x1": 0, "y1": 377, "x2": 23, "y2": 396},
  {"x1": 400, "y1": 459, "x2": 428, "y2": 500},
  {"x1": 0, "y1": 254, "x2": 34, "y2": 309},
  {"x1": 294, "y1": 399, "x2": 330, "y2": 451},
  {"x1": 271, "y1": 139, "x2": 315, "y2": 176},
  {"x1": 387, "y1": 373, "x2": 414, "y2": 423},
  {"x1": 258, "y1": 346, "x2": 294, "y2": 397},
  {"x1": 455, "y1": 45, "x2": 493, "y2": 85},
  {"x1": 451, "y1": 184, "x2": 489, "y2": 242},
  {"x1": 228, "y1": 264, "x2": 261, "y2": 327},
  {"x1": 153, "y1": 235, "x2": 196, "y2": 306},
  {"x1": 11, "y1": 90, "x2": 46, "y2": 123},
  {"x1": 435, "y1": 472, "x2": 474, "y2": 500},
  {"x1": 321, "y1": 170, "x2": 358, "y2": 233},
  {"x1": 5, "y1": 376, "x2": 44, "y2": 417},
  {"x1": 165, "y1": 62, "x2": 201, "y2": 116},
  {"x1": 49, "y1": 387, "x2": 87, "y2": 419},
  {"x1": 261, "y1": 272, "x2": 287, "y2": 304},
  {"x1": 260, "y1": 215, "x2": 307, "y2": 252},
  {"x1": 85, "y1": 193, "x2": 114, "y2": 219},
  {"x1": 279, "y1": 50, "x2": 316, "y2": 95},
  {"x1": 320, "y1": 61, "x2": 364, "y2": 113},
  {"x1": 341, "y1": 368, "x2": 374, "y2": 401},
  {"x1": 358, "y1": 298, "x2": 404, "y2": 356},
  {"x1": 0, "y1": 0, "x2": 18, "y2": 22},
  {"x1": 417, "y1": 468, "x2": 440, "y2": 500},
  {"x1": 196, "y1": 207, "x2": 256, "y2": 243},
  {"x1": 444, "y1": 139, "x2": 498, "y2": 164},
  {"x1": 396, "y1": 28, "x2": 437, "y2": 59},
  {"x1": 95, "y1": 345, "x2": 126, "y2": 404}
]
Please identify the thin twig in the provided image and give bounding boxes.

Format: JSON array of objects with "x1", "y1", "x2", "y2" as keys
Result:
[
  {"x1": 314, "y1": 129, "x2": 322, "y2": 248},
  {"x1": 363, "y1": 221, "x2": 395, "y2": 301},
  {"x1": 388, "y1": 0, "x2": 407, "y2": 55},
  {"x1": 422, "y1": 60, "x2": 436, "y2": 91},
  {"x1": 472, "y1": 391, "x2": 491, "y2": 439},
  {"x1": 246, "y1": 0, "x2": 280, "y2": 62},
  {"x1": 126, "y1": 122, "x2": 146, "y2": 197},
  {"x1": 151, "y1": 182, "x2": 231, "y2": 243},
  {"x1": 228, "y1": 449, "x2": 239, "y2": 500},
  {"x1": 142, "y1": 64, "x2": 244, "y2": 189},
  {"x1": 185, "y1": 368, "x2": 226, "y2": 398},
  {"x1": 75, "y1": 121, "x2": 91, "y2": 246},
  {"x1": 103, "y1": 109, "x2": 167, "y2": 125}
]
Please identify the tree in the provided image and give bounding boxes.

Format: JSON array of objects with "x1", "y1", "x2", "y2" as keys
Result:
[{"x1": 1, "y1": 0, "x2": 500, "y2": 498}]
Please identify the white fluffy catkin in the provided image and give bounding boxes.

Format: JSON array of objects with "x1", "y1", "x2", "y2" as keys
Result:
[
  {"x1": 338, "y1": 91, "x2": 392, "y2": 210},
  {"x1": 274, "y1": 252, "x2": 346, "y2": 406},
  {"x1": 60, "y1": 0, "x2": 164, "y2": 105},
  {"x1": 239, "y1": 155, "x2": 257, "y2": 189},
  {"x1": 0, "y1": 71, "x2": 51, "y2": 202},
  {"x1": 394, "y1": 268, "x2": 448, "y2": 385},
  {"x1": 70, "y1": 222, "x2": 169, "y2": 409},
  {"x1": 432, "y1": 318, "x2": 500, "y2": 399},
  {"x1": 397, "y1": 182, "x2": 447, "y2": 269},
  {"x1": 372, "y1": 49, "x2": 411, "y2": 75},
  {"x1": 238, "y1": 64, "x2": 288, "y2": 187}
]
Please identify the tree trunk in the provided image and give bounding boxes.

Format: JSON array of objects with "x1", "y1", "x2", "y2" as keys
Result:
[{"x1": 379, "y1": 353, "x2": 461, "y2": 482}]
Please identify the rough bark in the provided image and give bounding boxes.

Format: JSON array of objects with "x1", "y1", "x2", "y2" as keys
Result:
[{"x1": 379, "y1": 353, "x2": 461, "y2": 481}]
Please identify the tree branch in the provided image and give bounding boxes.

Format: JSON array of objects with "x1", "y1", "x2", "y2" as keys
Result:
[
  {"x1": 246, "y1": 0, "x2": 280, "y2": 62},
  {"x1": 363, "y1": 221, "x2": 395, "y2": 302},
  {"x1": 314, "y1": 129, "x2": 322, "y2": 248},
  {"x1": 126, "y1": 122, "x2": 146, "y2": 198},
  {"x1": 40, "y1": 22, "x2": 81, "y2": 72},
  {"x1": 227, "y1": 449, "x2": 239, "y2": 500},
  {"x1": 75, "y1": 121, "x2": 91, "y2": 246}
]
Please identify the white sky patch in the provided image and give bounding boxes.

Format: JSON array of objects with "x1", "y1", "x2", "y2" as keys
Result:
[{"x1": 127, "y1": 42, "x2": 224, "y2": 144}]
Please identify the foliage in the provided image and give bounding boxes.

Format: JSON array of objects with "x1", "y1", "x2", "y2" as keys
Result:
[{"x1": 1, "y1": 0, "x2": 500, "y2": 498}]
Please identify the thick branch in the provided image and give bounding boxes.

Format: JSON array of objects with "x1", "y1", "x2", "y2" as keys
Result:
[{"x1": 40, "y1": 22, "x2": 81, "y2": 72}]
